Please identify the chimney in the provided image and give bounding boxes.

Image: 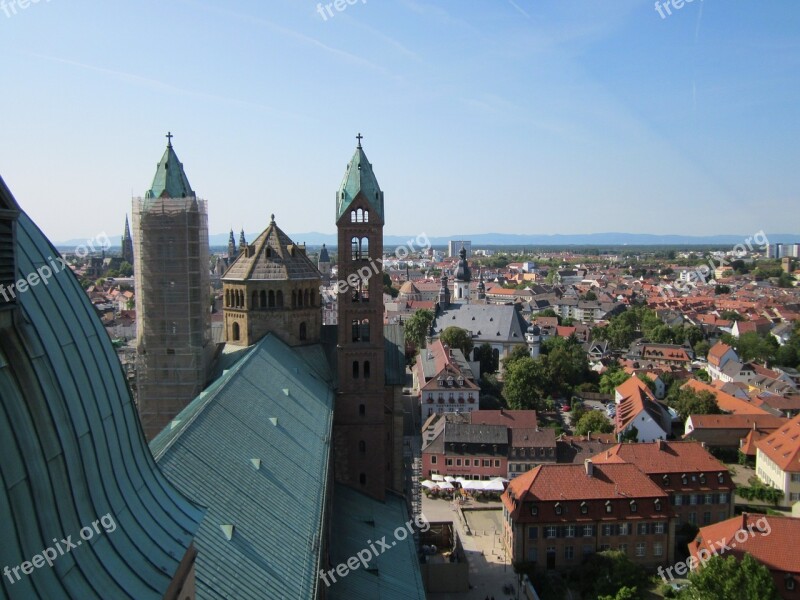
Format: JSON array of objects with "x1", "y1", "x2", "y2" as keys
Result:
[
  {"x1": 587, "y1": 431, "x2": 591, "y2": 441},
  {"x1": 585, "y1": 459, "x2": 594, "y2": 477},
  {"x1": 657, "y1": 439, "x2": 665, "y2": 451}
]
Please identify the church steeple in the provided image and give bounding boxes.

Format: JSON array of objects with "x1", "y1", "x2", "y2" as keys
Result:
[
  {"x1": 227, "y1": 229, "x2": 236, "y2": 260},
  {"x1": 238, "y1": 229, "x2": 247, "y2": 252},
  {"x1": 145, "y1": 132, "x2": 195, "y2": 199},
  {"x1": 122, "y1": 215, "x2": 134, "y2": 265},
  {"x1": 336, "y1": 133, "x2": 384, "y2": 225}
]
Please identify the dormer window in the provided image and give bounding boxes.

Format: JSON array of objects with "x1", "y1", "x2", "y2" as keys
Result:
[
  {"x1": 662, "y1": 474, "x2": 670, "y2": 486},
  {"x1": 530, "y1": 505, "x2": 538, "y2": 516},
  {"x1": 554, "y1": 503, "x2": 563, "y2": 515},
  {"x1": 604, "y1": 500, "x2": 612, "y2": 514},
  {"x1": 654, "y1": 499, "x2": 662, "y2": 512},
  {"x1": 581, "y1": 502, "x2": 589, "y2": 515},
  {"x1": 630, "y1": 500, "x2": 637, "y2": 513},
  {"x1": 681, "y1": 474, "x2": 688, "y2": 485},
  {"x1": 699, "y1": 474, "x2": 706, "y2": 485},
  {"x1": 718, "y1": 472, "x2": 725, "y2": 484}
]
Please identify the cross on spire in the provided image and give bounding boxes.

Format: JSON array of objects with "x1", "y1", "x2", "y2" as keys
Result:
[
  {"x1": 356, "y1": 132, "x2": 363, "y2": 148},
  {"x1": 166, "y1": 131, "x2": 174, "y2": 147}
]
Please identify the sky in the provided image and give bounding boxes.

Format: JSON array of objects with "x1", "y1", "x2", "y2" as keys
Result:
[{"x1": 1, "y1": 0, "x2": 799, "y2": 243}]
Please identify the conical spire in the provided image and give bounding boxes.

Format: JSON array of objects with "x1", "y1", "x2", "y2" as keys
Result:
[
  {"x1": 238, "y1": 229, "x2": 247, "y2": 252},
  {"x1": 145, "y1": 132, "x2": 195, "y2": 199},
  {"x1": 122, "y1": 215, "x2": 134, "y2": 264},
  {"x1": 336, "y1": 133, "x2": 384, "y2": 224}
]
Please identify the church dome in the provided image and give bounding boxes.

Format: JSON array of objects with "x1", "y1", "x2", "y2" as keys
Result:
[{"x1": 454, "y1": 246, "x2": 471, "y2": 282}]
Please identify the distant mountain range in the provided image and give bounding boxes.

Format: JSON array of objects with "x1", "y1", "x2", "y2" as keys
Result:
[{"x1": 55, "y1": 231, "x2": 800, "y2": 250}]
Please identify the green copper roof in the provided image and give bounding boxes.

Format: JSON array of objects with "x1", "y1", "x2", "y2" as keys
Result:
[
  {"x1": 151, "y1": 334, "x2": 334, "y2": 599},
  {"x1": 146, "y1": 138, "x2": 195, "y2": 199},
  {"x1": 0, "y1": 175, "x2": 203, "y2": 599},
  {"x1": 336, "y1": 140, "x2": 384, "y2": 224},
  {"x1": 328, "y1": 485, "x2": 426, "y2": 600}
]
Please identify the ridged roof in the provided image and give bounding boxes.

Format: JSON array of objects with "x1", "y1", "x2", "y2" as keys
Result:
[
  {"x1": 0, "y1": 175, "x2": 203, "y2": 599},
  {"x1": 222, "y1": 215, "x2": 321, "y2": 281},
  {"x1": 146, "y1": 138, "x2": 195, "y2": 199},
  {"x1": 336, "y1": 140, "x2": 384, "y2": 224},
  {"x1": 150, "y1": 334, "x2": 334, "y2": 599}
]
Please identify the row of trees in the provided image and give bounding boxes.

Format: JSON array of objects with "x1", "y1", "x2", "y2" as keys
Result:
[{"x1": 593, "y1": 305, "x2": 704, "y2": 351}]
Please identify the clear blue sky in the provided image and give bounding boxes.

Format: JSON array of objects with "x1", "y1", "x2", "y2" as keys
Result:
[{"x1": 1, "y1": 0, "x2": 798, "y2": 242}]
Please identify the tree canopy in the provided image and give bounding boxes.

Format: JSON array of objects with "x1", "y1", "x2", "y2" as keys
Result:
[
  {"x1": 440, "y1": 326, "x2": 474, "y2": 358},
  {"x1": 672, "y1": 388, "x2": 720, "y2": 422},
  {"x1": 574, "y1": 410, "x2": 614, "y2": 436},
  {"x1": 677, "y1": 554, "x2": 779, "y2": 600},
  {"x1": 404, "y1": 309, "x2": 434, "y2": 353}
]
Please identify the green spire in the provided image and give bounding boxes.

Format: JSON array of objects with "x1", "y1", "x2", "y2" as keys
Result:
[
  {"x1": 336, "y1": 133, "x2": 384, "y2": 224},
  {"x1": 146, "y1": 132, "x2": 195, "y2": 199}
]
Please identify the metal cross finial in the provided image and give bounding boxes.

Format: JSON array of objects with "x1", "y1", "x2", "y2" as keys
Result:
[
  {"x1": 166, "y1": 131, "x2": 174, "y2": 147},
  {"x1": 356, "y1": 132, "x2": 363, "y2": 148}
]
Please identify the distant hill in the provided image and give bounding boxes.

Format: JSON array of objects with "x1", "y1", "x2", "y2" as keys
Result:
[{"x1": 55, "y1": 231, "x2": 800, "y2": 251}]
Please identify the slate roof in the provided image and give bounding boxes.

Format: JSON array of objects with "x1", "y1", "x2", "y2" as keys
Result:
[
  {"x1": 151, "y1": 334, "x2": 335, "y2": 599},
  {"x1": 328, "y1": 485, "x2": 426, "y2": 600},
  {"x1": 222, "y1": 216, "x2": 321, "y2": 281},
  {"x1": 433, "y1": 303, "x2": 528, "y2": 344},
  {"x1": 445, "y1": 423, "x2": 508, "y2": 445},
  {"x1": 0, "y1": 176, "x2": 203, "y2": 599}
]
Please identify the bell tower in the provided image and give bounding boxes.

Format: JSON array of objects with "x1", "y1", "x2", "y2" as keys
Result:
[{"x1": 334, "y1": 134, "x2": 388, "y2": 500}]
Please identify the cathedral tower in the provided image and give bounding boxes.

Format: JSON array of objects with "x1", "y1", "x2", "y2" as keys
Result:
[
  {"x1": 121, "y1": 214, "x2": 134, "y2": 265},
  {"x1": 334, "y1": 134, "x2": 388, "y2": 500}
]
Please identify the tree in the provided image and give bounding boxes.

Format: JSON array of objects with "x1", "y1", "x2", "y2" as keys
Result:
[
  {"x1": 599, "y1": 587, "x2": 639, "y2": 600},
  {"x1": 600, "y1": 366, "x2": 630, "y2": 394},
  {"x1": 473, "y1": 342, "x2": 499, "y2": 375},
  {"x1": 576, "y1": 550, "x2": 649, "y2": 600},
  {"x1": 720, "y1": 310, "x2": 744, "y2": 322},
  {"x1": 440, "y1": 326, "x2": 474, "y2": 359},
  {"x1": 673, "y1": 388, "x2": 720, "y2": 422},
  {"x1": 678, "y1": 554, "x2": 780, "y2": 600},
  {"x1": 694, "y1": 340, "x2": 711, "y2": 360},
  {"x1": 541, "y1": 336, "x2": 590, "y2": 397},
  {"x1": 382, "y1": 272, "x2": 399, "y2": 298},
  {"x1": 575, "y1": 410, "x2": 614, "y2": 436},
  {"x1": 583, "y1": 290, "x2": 597, "y2": 301},
  {"x1": 404, "y1": 309, "x2": 433, "y2": 353},
  {"x1": 118, "y1": 261, "x2": 133, "y2": 277},
  {"x1": 503, "y1": 357, "x2": 547, "y2": 410},
  {"x1": 695, "y1": 369, "x2": 711, "y2": 383},
  {"x1": 734, "y1": 332, "x2": 778, "y2": 364}
]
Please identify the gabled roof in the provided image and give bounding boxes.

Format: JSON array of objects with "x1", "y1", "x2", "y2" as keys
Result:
[
  {"x1": 614, "y1": 376, "x2": 666, "y2": 433},
  {"x1": 432, "y1": 303, "x2": 528, "y2": 343},
  {"x1": 591, "y1": 440, "x2": 729, "y2": 474},
  {"x1": 444, "y1": 423, "x2": 508, "y2": 445},
  {"x1": 0, "y1": 177, "x2": 202, "y2": 598},
  {"x1": 470, "y1": 409, "x2": 538, "y2": 429},
  {"x1": 707, "y1": 341, "x2": 735, "y2": 367},
  {"x1": 690, "y1": 514, "x2": 800, "y2": 576},
  {"x1": 151, "y1": 334, "x2": 335, "y2": 599},
  {"x1": 146, "y1": 138, "x2": 195, "y2": 199},
  {"x1": 222, "y1": 215, "x2": 321, "y2": 281},
  {"x1": 336, "y1": 140, "x2": 384, "y2": 224},
  {"x1": 756, "y1": 413, "x2": 800, "y2": 472},
  {"x1": 687, "y1": 413, "x2": 786, "y2": 431}
]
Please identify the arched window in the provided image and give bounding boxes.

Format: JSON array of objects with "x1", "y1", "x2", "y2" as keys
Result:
[
  {"x1": 292, "y1": 290, "x2": 297, "y2": 308},
  {"x1": 232, "y1": 322, "x2": 240, "y2": 341},
  {"x1": 300, "y1": 322, "x2": 307, "y2": 341},
  {"x1": 363, "y1": 209, "x2": 369, "y2": 223},
  {"x1": 351, "y1": 319, "x2": 370, "y2": 342},
  {"x1": 260, "y1": 290, "x2": 267, "y2": 308},
  {"x1": 358, "y1": 440, "x2": 366, "y2": 453},
  {"x1": 360, "y1": 237, "x2": 369, "y2": 257},
  {"x1": 268, "y1": 290, "x2": 275, "y2": 308},
  {"x1": 351, "y1": 236, "x2": 360, "y2": 260},
  {"x1": 252, "y1": 290, "x2": 258, "y2": 309},
  {"x1": 225, "y1": 289, "x2": 231, "y2": 307},
  {"x1": 304, "y1": 289, "x2": 309, "y2": 307},
  {"x1": 353, "y1": 361, "x2": 359, "y2": 378},
  {"x1": 277, "y1": 290, "x2": 284, "y2": 307},
  {"x1": 364, "y1": 360, "x2": 371, "y2": 379}
]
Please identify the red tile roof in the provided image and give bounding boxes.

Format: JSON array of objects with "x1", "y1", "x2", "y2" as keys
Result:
[
  {"x1": 505, "y1": 462, "x2": 667, "y2": 503},
  {"x1": 614, "y1": 377, "x2": 663, "y2": 433},
  {"x1": 470, "y1": 409, "x2": 538, "y2": 430},
  {"x1": 687, "y1": 414, "x2": 786, "y2": 430},
  {"x1": 683, "y1": 379, "x2": 770, "y2": 415},
  {"x1": 590, "y1": 440, "x2": 727, "y2": 474},
  {"x1": 707, "y1": 341, "x2": 734, "y2": 367},
  {"x1": 756, "y1": 413, "x2": 800, "y2": 472},
  {"x1": 689, "y1": 514, "x2": 800, "y2": 576}
]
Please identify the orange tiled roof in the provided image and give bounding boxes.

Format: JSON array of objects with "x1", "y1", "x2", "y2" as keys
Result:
[
  {"x1": 506, "y1": 462, "x2": 666, "y2": 502},
  {"x1": 690, "y1": 514, "x2": 800, "y2": 575},
  {"x1": 707, "y1": 341, "x2": 733, "y2": 367},
  {"x1": 683, "y1": 379, "x2": 770, "y2": 415},
  {"x1": 687, "y1": 414, "x2": 786, "y2": 430},
  {"x1": 755, "y1": 413, "x2": 800, "y2": 472},
  {"x1": 591, "y1": 440, "x2": 727, "y2": 474},
  {"x1": 614, "y1": 377, "x2": 662, "y2": 432}
]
